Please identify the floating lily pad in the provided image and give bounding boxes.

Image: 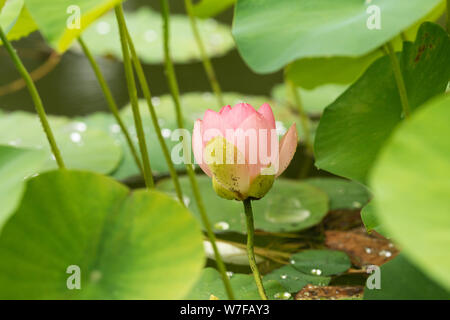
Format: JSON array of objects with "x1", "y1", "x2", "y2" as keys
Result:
[
  {"x1": 364, "y1": 255, "x2": 450, "y2": 300},
  {"x1": 305, "y1": 177, "x2": 371, "y2": 211},
  {"x1": 314, "y1": 22, "x2": 450, "y2": 184},
  {"x1": 232, "y1": 0, "x2": 443, "y2": 73},
  {"x1": 265, "y1": 265, "x2": 331, "y2": 293},
  {"x1": 80, "y1": 92, "x2": 302, "y2": 180},
  {"x1": 25, "y1": 0, "x2": 124, "y2": 52},
  {"x1": 158, "y1": 175, "x2": 329, "y2": 234},
  {"x1": 271, "y1": 83, "x2": 349, "y2": 115},
  {"x1": 0, "y1": 170, "x2": 205, "y2": 299},
  {"x1": 76, "y1": 7, "x2": 234, "y2": 64},
  {"x1": 0, "y1": 111, "x2": 122, "y2": 174},
  {"x1": 0, "y1": 145, "x2": 47, "y2": 231},
  {"x1": 370, "y1": 94, "x2": 450, "y2": 291},
  {"x1": 290, "y1": 250, "x2": 351, "y2": 276},
  {"x1": 186, "y1": 267, "x2": 286, "y2": 300}
]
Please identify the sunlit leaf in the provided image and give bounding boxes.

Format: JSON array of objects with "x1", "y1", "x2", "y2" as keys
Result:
[
  {"x1": 24, "y1": 0, "x2": 125, "y2": 52},
  {"x1": 193, "y1": 0, "x2": 236, "y2": 18},
  {"x1": 370, "y1": 94, "x2": 450, "y2": 291},
  {"x1": 233, "y1": 0, "x2": 443, "y2": 73},
  {"x1": 0, "y1": 0, "x2": 37, "y2": 44}
]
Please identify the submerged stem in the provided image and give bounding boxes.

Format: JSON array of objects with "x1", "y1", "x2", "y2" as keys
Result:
[
  {"x1": 243, "y1": 199, "x2": 268, "y2": 300},
  {"x1": 121, "y1": 15, "x2": 184, "y2": 203},
  {"x1": 77, "y1": 37, "x2": 144, "y2": 175},
  {"x1": 160, "y1": 0, "x2": 235, "y2": 300},
  {"x1": 385, "y1": 41, "x2": 411, "y2": 119},
  {"x1": 0, "y1": 26, "x2": 65, "y2": 168},
  {"x1": 184, "y1": 0, "x2": 223, "y2": 106},
  {"x1": 115, "y1": 5, "x2": 154, "y2": 188}
]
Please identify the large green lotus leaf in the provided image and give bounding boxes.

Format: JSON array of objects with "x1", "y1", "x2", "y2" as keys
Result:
[
  {"x1": 0, "y1": 170, "x2": 205, "y2": 299},
  {"x1": 271, "y1": 83, "x2": 349, "y2": 116},
  {"x1": 305, "y1": 177, "x2": 371, "y2": 211},
  {"x1": 284, "y1": 1, "x2": 446, "y2": 89},
  {"x1": 364, "y1": 255, "x2": 450, "y2": 300},
  {"x1": 265, "y1": 265, "x2": 330, "y2": 293},
  {"x1": 0, "y1": 111, "x2": 122, "y2": 174},
  {"x1": 289, "y1": 250, "x2": 351, "y2": 276},
  {"x1": 76, "y1": 7, "x2": 234, "y2": 64},
  {"x1": 0, "y1": 145, "x2": 47, "y2": 231},
  {"x1": 232, "y1": 0, "x2": 443, "y2": 73},
  {"x1": 158, "y1": 175, "x2": 329, "y2": 233},
  {"x1": 81, "y1": 92, "x2": 302, "y2": 180},
  {"x1": 370, "y1": 94, "x2": 450, "y2": 291},
  {"x1": 314, "y1": 22, "x2": 450, "y2": 184},
  {"x1": 0, "y1": 0, "x2": 37, "y2": 44},
  {"x1": 186, "y1": 268, "x2": 286, "y2": 300},
  {"x1": 0, "y1": 0, "x2": 6, "y2": 10},
  {"x1": 194, "y1": 0, "x2": 236, "y2": 18},
  {"x1": 24, "y1": 0, "x2": 124, "y2": 52}
]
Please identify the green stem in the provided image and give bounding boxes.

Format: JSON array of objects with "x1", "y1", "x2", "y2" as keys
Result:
[
  {"x1": 447, "y1": 0, "x2": 450, "y2": 33},
  {"x1": 77, "y1": 37, "x2": 143, "y2": 175},
  {"x1": 160, "y1": 0, "x2": 235, "y2": 300},
  {"x1": 385, "y1": 41, "x2": 411, "y2": 119},
  {"x1": 115, "y1": 5, "x2": 154, "y2": 188},
  {"x1": 285, "y1": 77, "x2": 313, "y2": 155},
  {"x1": 0, "y1": 26, "x2": 65, "y2": 168},
  {"x1": 119, "y1": 13, "x2": 184, "y2": 203},
  {"x1": 243, "y1": 199, "x2": 268, "y2": 300},
  {"x1": 184, "y1": 0, "x2": 224, "y2": 106}
]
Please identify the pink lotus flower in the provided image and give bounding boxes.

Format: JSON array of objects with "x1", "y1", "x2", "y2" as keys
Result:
[{"x1": 192, "y1": 103, "x2": 297, "y2": 200}]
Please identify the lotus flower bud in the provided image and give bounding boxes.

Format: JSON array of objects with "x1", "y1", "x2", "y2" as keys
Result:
[{"x1": 192, "y1": 103, "x2": 297, "y2": 201}]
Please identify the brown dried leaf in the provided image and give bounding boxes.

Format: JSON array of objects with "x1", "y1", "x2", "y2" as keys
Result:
[
  {"x1": 295, "y1": 284, "x2": 363, "y2": 300},
  {"x1": 324, "y1": 229, "x2": 398, "y2": 267}
]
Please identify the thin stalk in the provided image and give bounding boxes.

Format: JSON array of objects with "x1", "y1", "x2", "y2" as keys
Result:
[
  {"x1": 115, "y1": 5, "x2": 154, "y2": 188},
  {"x1": 243, "y1": 199, "x2": 268, "y2": 300},
  {"x1": 77, "y1": 37, "x2": 143, "y2": 175},
  {"x1": 120, "y1": 17, "x2": 184, "y2": 203},
  {"x1": 447, "y1": 0, "x2": 450, "y2": 33},
  {"x1": 0, "y1": 26, "x2": 65, "y2": 168},
  {"x1": 184, "y1": 0, "x2": 223, "y2": 106},
  {"x1": 160, "y1": 0, "x2": 235, "y2": 300},
  {"x1": 285, "y1": 77, "x2": 313, "y2": 155},
  {"x1": 385, "y1": 41, "x2": 411, "y2": 119}
]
